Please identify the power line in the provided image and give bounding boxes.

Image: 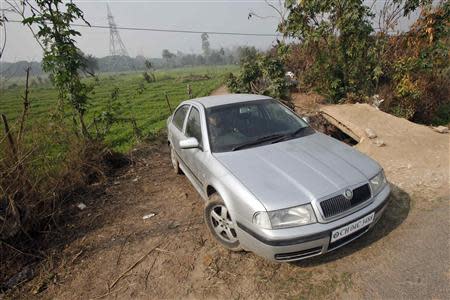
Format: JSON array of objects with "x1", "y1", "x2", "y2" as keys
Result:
[{"x1": 7, "y1": 19, "x2": 280, "y2": 37}]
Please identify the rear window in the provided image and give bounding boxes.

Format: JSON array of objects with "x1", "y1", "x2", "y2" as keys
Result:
[{"x1": 172, "y1": 105, "x2": 189, "y2": 130}]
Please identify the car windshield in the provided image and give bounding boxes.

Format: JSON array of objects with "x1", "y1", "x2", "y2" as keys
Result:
[{"x1": 206, "y1": 99, "x2": 312, "y2": 152}]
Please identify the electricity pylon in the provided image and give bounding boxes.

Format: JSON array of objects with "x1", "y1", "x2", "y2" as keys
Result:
[{"x1": 107, "y1": 4, "x2": 128, "y2": 57}]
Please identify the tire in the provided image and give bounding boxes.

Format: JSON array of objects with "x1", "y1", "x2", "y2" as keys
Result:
[
  {"x1": 204, "y1": 194, "x2": 242, "y2": 251},
  {"x1": 170, "y1": 144, "x2": 182, "y2": 175}
]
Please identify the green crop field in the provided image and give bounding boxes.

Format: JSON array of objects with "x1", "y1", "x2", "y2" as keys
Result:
[{"x1": 0, "y1": 65, "x2": 237, "y2": 152}]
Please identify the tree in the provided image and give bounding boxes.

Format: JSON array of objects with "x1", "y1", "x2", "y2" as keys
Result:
[
  {"x1": 207, "y1": 50, "x2": 224, "y2": 65},
  {"x1": 227, "y1": 52, "x2": 291, "y2": 102},
  {"x1": 81, "y1": 53, "x2": 99, "y2": 76},
  {"x1": 283, "y1": 0, "x2": 378, "y2": 101},
  {"x1": 237, "y1": 46, "x2": 258, "y2": 64},
  {"x1": 13, "y1": 0, "x2": 93, "y2": 137},
  {"x1": 201, "y1": 33, "x2": 210, "y2": 56},
  {"x1": 383, "y1": 1, "x2": 450, "y2": 122},
  {"x1": 248, "y1": 0, "x2": 288, "y2": 40},
  {"x1": 144, "y1": 59, "x2": 153, "y2": 70},
  {"x1": 162, "y1": 49, "x2": 176, "y2": 61},
  {"x1": 142, "y1": 59, "x2": 156, "y2": 83},
  {"x1": 281, "y1": 0, "x2": 436, "y2": 102}
]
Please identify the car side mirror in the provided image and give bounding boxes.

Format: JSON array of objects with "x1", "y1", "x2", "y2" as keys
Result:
[
  {"x1": 302, "y1": 116, "x2": 310, "y2": 124},
  {"x1": 179, "y1": 137, "x2": 199, "y2": 149}
]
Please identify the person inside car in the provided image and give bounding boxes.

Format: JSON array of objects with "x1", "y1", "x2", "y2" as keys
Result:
[{"x1": 208, "y1": 111, "x2": 245, "y2": 147}]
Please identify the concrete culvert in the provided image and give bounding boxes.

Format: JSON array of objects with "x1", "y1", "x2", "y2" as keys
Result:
[{"x1": 308, "y1": 114, "x2": 358, "y2": 146}]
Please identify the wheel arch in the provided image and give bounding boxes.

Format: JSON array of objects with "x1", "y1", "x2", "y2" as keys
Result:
[
  {"x1": 204, "y1": 181, "x2": 239, "y2": 222},
  {"x1": 206, "y1": 185, "x2": 217, "y2": 198}
]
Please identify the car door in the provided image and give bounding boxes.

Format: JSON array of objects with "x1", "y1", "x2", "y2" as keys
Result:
[
  {"x1": 183, "y1": 105, "x2": 208, "y2": 188},
  {"x1": 169, "y1": 104, "x2": 190, "y2": 163}
]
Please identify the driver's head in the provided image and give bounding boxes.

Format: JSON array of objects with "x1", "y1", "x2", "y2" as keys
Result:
[{"x1": 208, "y1": 113, "x2": 222, "y2": 127}]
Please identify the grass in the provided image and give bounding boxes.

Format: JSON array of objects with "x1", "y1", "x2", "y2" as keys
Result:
[{"x1": 0, "y1": 65, "x2": 236, "y2": 152}]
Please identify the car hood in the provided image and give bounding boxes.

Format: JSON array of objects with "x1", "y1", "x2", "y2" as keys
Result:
[{"x1": 214, "y1": 132, "x2": 380, "y2": 211}]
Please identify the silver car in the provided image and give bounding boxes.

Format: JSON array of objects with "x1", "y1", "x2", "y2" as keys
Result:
[{"x1": 167, "y1": 94, "x2": 390, "y2": 262}]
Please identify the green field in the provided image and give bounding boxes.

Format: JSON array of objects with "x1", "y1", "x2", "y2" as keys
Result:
[{"x1": 0, "y1": 65, "x2": 236, "y2": 152}]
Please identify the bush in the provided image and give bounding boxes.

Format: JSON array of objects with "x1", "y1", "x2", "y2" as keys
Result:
[
  {"x1": 433, "y1": 103, "x2": 450, "y2": 126},
  {"x1": 0, "y1": 119, "x2": 116, "y2": 241},
  {"x1": 142, "y1": 71, "x2": 156, "y2": 83},
  {"x1": 283, "y1": 0, "x2": 378, "y2": 102},
  {"x1": 282, "y1": 1, "x2": 449, "y2": 124},
  {"x1": 226, "y1": 53, "x2": 292, "y2": 101},
  {"x1": 377, "y1": 3, "x2": 450, "y2": 123}
]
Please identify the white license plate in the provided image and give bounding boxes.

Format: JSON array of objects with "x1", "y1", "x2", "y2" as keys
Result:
[{"x1": 330, "y1": 212, "x2": 374, "y2": 243}]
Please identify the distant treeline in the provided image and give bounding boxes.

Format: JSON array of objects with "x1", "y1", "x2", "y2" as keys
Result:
[{"x1": 0, "y1": 46, "x2": 255, "y2": 77}]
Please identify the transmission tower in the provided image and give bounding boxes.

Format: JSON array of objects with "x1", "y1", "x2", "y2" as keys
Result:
[{"x1": 107, "y1": 4, "x2": 128, "y2": 57}]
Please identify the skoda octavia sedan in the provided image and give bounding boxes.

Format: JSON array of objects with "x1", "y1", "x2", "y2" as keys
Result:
[{"x1": 167, "y1": 94, "x2": 390, "y2": 262}]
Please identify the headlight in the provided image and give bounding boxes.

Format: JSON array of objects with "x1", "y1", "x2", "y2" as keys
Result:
[
  {"x1": 253, "y1": 204, "x2": 317, "y2": 230},
  {"x1": 369, "y1": 170, "x2": 387, "y2": 196}
]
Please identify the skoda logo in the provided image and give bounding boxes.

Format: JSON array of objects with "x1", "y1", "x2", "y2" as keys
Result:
[{"x1": 344, "y1": 189, "x2": 353, "y2": 200}]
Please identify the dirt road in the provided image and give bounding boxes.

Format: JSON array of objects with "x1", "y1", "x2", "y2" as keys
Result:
[
  {"x1": 319, "y1": 103, "x2": 449, "y2": 298},
  {"x1": 9, "y1": 91, "x2": 449, "y2": 299},
  {"x1": 28, "y1": 139, "x2": 361, "y2": 299}
]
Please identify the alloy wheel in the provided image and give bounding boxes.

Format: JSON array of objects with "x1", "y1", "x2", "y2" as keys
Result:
[{"x1": 209, "y1": 204, "x2": 238, "y2": 243}]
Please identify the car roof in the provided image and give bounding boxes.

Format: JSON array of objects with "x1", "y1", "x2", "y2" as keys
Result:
[{"x1": 188, "y1": 93, "x2": 273, "y2": 108}]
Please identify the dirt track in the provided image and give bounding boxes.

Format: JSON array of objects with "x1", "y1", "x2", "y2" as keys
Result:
[
  {"x1": 8, "y1": 90, "x2": 450, "y2": 299},
  {"x1": 319, "y1": 103, "x2": 449, "y2": 298}
]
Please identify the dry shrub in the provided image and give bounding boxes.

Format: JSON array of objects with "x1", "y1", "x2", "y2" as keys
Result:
[
  {"x1": 0, "y1": 118, "x2": 131, "y2": 290},
  {"x1": 0, "y1": 120, "x2": 126, "y2": 241},
  {"x1": 284, "y1": 3, "x2": 449, "y2": 124},
  {"x1": 377, "y1": 3, "x2": 450, "y2": 124},
  {"x1": 0, "y1": 107, "x2": 134, "y2": 295},
  {"x1": 283, "y1": 44, "x2": 316, "y2": 92},
  {"x1": 0, "y1": 141, "x2": 39, "y2": 240}
]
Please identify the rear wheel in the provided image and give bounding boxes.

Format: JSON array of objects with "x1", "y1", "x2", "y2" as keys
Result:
[
  {"x1": 170, "y1": 145, "x2": 182, "y2": 174},
  {"x1": 204, "y1": 194, "x2": 242, "y2": 251}
]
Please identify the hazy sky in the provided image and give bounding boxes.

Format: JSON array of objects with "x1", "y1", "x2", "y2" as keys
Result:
[
  {"x1": 1, "y1": 0, "x2": 418, "y2": 62},
  {"x1": 2, "y1": 0, "x2": 283, "y2": 62}
]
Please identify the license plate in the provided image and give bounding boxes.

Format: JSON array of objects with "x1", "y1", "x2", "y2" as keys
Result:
[{"x1": 330, "y1": 212, "x2": 374, "y2": 243}]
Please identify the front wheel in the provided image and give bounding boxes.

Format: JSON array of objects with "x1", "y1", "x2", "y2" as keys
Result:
[{"x1": 204, "y1": 194, "x2": 242, "y2": 251}]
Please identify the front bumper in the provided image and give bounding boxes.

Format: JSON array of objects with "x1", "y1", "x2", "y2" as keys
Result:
[{"x1": 236, "y1": 183, "x2": 391, "y2": 262}]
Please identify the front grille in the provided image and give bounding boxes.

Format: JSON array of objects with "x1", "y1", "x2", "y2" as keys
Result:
[
  {"x1": 274, "y1": 246, "x2": 322, "y2": 261},
  {"x1": 320, "y1": 184, "x2": 371, "y2": 218}
]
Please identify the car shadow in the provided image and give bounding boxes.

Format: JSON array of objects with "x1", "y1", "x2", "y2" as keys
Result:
[{"x1": 292, "y1": 184, "x2": 411, "y2": 267}]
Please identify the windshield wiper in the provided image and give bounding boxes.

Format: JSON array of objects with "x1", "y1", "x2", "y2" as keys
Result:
[
  {"x1": 232, "y1": 133, "x2": 285, "y2": 151},
  {"x1": 290, "y1": 126, "x2": 309, "y2": 137},
  {"x1": 270, "y1": 126, "x2": 310, "y2": 144}
]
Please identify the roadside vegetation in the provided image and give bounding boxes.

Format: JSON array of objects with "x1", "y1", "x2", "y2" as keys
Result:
[
  {"x1": 0, "y1": 0, "x2": 234, "y2": 275},
  {"x1": 228, "y1": 0, "x2": 449, "y2": 126},
  {"x1": 226, "y1": 47, "x2": 293, "y2": 103},
  {"x1": 0, "y1": 65, "x2": 233, "y2": 238}
]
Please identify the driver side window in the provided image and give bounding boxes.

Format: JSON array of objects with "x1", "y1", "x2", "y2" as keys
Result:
[{"x1": 185, "y1": 107, "x2": 203, "y2": 148}]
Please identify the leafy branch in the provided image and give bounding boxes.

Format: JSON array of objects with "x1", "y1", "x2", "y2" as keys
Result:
[{"x1": 13, "y1": 0, "x2": 93, "y2": 137}]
